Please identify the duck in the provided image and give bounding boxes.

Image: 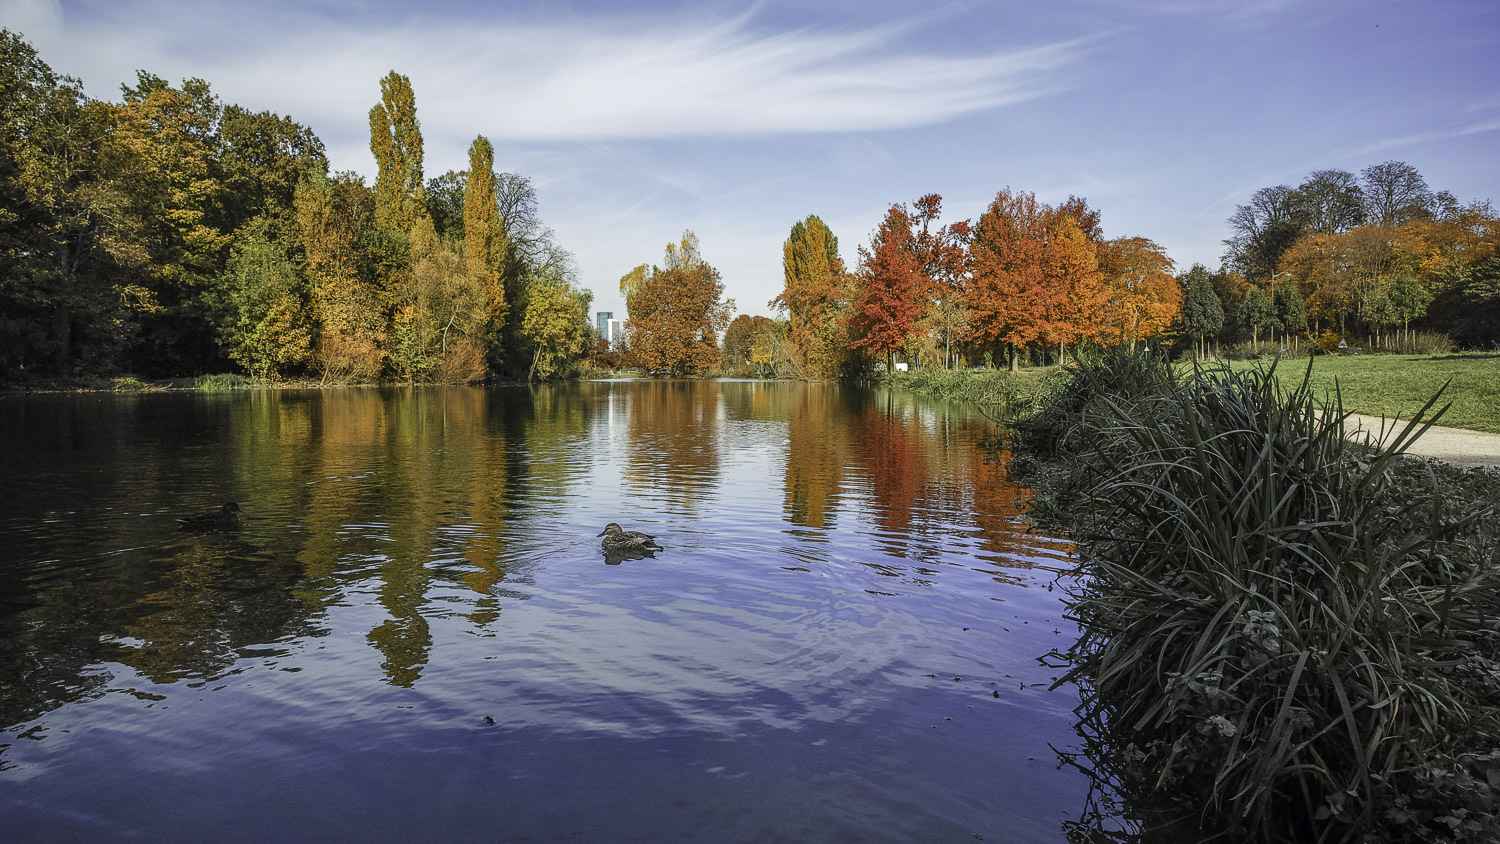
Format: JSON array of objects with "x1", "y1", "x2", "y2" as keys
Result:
[
  {"x1": 596, "y1": 522, "x2": 662, "y2": 554},
  {"x1": 178, "y1": 501, "x2": 242, "y2": 531}
]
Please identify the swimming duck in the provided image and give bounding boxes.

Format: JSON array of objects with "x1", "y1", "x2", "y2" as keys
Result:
[
  {"x1": 178, "y1": 501, "x2": 242, "y2": 531},
  {"x1": 597, "y1": 522, "x2": 662, "y2": 553}
]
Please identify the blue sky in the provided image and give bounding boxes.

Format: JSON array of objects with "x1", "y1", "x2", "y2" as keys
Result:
[{"x1": 4, "y1": 0, "x2": 1497, "y2": 320}]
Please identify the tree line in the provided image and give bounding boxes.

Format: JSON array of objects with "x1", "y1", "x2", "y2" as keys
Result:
[
  {"x1": 0, "y1": 30, "x2": 593, "y2": 384},
  {"x1": 1218, "y1": 161, "x2": 1499, "y2": 351},
  {"x1": 705, "y1": 192, "x2": 1180, "y2": 379},
  {"x1": 706, "y1": 165, "x2": 1497, "y2": 380}
]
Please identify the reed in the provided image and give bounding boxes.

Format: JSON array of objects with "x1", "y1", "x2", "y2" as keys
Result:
[
  {"x1": 886, "y1": 367, "x2": 1069, "y2": 421},
  {"x1": 1035, "y1": 355, "x2": 1500, "y2": 842},
  {"x1": 194, "y1": 373, "x2": 251, "y2": 392}
]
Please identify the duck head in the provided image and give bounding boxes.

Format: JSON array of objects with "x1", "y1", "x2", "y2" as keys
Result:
[{"x1": 597, "y1": 523, "x2": 623, "y2": 537}]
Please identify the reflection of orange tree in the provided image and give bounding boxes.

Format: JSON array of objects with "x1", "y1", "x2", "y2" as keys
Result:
[
  {"x1": 966, "y1": 442, "x2": 1072, "y2": 572},
  {"x1": 849, "y1": 394, "x2": 925, "y2": 538},
  {"x1": 623, "y1": 381, "x2": 723, "y2": 514},
  {"x1": 783, "y1": 386, "x2": 849, "y2": 529}
]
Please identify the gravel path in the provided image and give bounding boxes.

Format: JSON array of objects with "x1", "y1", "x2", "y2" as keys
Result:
[{"x1": 1344, "y1": 413, "x2": 1500, "y2": 470}]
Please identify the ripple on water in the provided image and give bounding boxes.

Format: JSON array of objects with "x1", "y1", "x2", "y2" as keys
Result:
[{"x1": 0, "y1": 382, "x2": 1087, "y2": 842}]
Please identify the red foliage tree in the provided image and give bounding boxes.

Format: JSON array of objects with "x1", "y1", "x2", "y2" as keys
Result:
[{"x1": 847, "y1": 204, "x2": 925, "y2": 371}]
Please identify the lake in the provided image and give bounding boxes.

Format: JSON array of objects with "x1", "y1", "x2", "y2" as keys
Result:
[{"x1": 0, "y1": 380, "x2": 1091, "y2": 842}]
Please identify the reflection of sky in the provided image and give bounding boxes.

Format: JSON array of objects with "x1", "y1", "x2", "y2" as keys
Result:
[
  {"x1": 6, "y1": 0, "x2": 1496, "y2": 320},
  {"x1": 1, "y1": 383, "x2": 1087, "y2": 839}
]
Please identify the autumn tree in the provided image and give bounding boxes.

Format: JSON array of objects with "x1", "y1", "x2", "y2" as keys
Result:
[
  {"x1": 847, "y1": 204, "x2": 923, "y2": 372},
  {"x1": 112, "y1": 72, "x2": 234, "y2": 373},
  {"x1": 965, "y1": 189, "x2": 1104, "y2": 369},
  {"x1": 369, "y1": 71, "x2": 424, "y2": 235},
  {"x1": 1044, "y1": 210, "x2": 1108, "y2": 357},
  {"x1": 772, "y1": 214, "x2": 851, "y2": 379},
  {"x1": 215, "y1": 216, "x2": 311, "y2": 378},
  {"x1": 1097, "y1": 236, "x2": 1180, "y2": 352},
  {"x1": 623, "y1": 231, "x2": 734, "y2": 376},
  {"x1": 294, "y1": 168, "x2": 384, "y2": 382},
  {"x1": 910, "y1": 194, "x2": 971, "y2": 368},
  {"x1": 722, "y1": 313, "x2": 757, "y2": 366},
  {"x1": 520, "y1": 266, "x2": 593, "y2": 380},
  {"x1": 463, "y1": 135, "x2": 509, "y2": 368},
  {"x1": 966, "y1": 189, "x2": 1049, "y2": 371}
]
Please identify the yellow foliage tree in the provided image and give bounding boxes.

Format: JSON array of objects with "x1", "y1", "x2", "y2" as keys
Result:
[
  {"x1": 772, "y1": 215, "x2": 852, "y2": 379},
  {"x1": 294, "y1": 169, "x2": 385, "y2": 383},
  {"x1": 1097, "y1": 236, "x2": 1181, "y2": 351},
  {"x1": 463, "y1": 135, "x2": 509, "y2": 367}
]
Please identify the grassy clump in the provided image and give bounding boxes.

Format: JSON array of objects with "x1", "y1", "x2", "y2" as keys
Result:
[
  {"x1": 1026, "y1": 352, "x2": 1500, "y2": 842},
  {"x1": 194, "y1": 373, "x2": 250, "y2": 392},
  {"x1": 885, "y1": 367, "x2": 1069, "y2": 421}
]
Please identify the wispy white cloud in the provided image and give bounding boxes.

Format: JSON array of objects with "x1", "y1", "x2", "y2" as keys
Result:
[
  {"x1": 1348, "y1": 113, "x2": 1500, "y2": 158},
  {"x1": 9, "y1": 1, "x2": 1086, "y2": 147}
]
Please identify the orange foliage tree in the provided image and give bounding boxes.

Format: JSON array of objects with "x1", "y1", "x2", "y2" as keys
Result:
[
  {"x1": 967, "y1": 189, "x2": 1057, "y2": 370},
  {"x1": 623, "y1": 231, "x2": 735, "y2": 376},
  {"x1": 966, "y1": 189, "x2": 1115, "y2": 368},
  {"x1": 910, "y1": 194, "x2": 972, "y2": 368}
]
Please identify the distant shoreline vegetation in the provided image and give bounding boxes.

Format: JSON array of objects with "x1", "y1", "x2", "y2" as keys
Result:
[{"x1": 3, "y1": 28, "x2": 1497, "y2": 391}]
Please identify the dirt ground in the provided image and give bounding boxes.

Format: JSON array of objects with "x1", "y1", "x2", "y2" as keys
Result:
[{"x1": 1344, "y1": 413, "x2": 1500, "y2": 470}]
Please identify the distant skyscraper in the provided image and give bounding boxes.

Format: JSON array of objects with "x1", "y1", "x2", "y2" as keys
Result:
[
  {"x1": 596, "y1": 311, "x2": 613, "y2": 337},
  {"x1": 607, "y1": 319, "x2": 622, "y2": 349}
]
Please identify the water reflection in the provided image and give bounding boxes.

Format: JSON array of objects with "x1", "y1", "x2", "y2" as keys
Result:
[{"x1": 0, "y1": 381, "x2": 1088, "y2": 840}]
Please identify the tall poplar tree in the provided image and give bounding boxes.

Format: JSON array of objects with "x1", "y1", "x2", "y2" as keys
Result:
[
  {"x1": 772, "y1": 214, "x2": 850, "y2": 379},
  {"x1": 368, "y1": 71, "x2": 424, "y2": 234},
  {"x1": 463, "y1": 135, "x2": 508, "y2": 366}
]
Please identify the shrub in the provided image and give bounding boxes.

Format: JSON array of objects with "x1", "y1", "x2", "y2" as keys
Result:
[
  {"x1": 110, "y1": 376, "x2": 151, "y2": 392},
  {"x1": 886, "y1": 366, "x2": 1069, "y2": 421},
  {"x1": 1039, "y1": 360, "x2": 1500, "y2": 842}
]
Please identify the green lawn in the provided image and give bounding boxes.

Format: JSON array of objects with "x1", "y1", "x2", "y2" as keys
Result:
[{"x1": 1219, "y1": 353, "x2": 1500, "y2": 433}]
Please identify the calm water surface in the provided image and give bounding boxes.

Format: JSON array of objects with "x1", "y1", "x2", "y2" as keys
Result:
[{"x1": 0, "y1": 381, "x2": 1085, "y2": 842}]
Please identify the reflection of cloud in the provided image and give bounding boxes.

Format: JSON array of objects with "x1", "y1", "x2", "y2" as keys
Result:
[{"x1": 17, "y1": 1, "x2": 1086, "y2": 143}]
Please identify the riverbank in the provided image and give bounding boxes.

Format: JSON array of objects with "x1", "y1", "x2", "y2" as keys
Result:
[{"x1": 1002, "y1": 353, "x2": 1500, "y2": 843}]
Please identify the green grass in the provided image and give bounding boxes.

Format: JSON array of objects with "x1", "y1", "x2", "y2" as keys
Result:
[
  {"x1": 193, "y1": 373, "x2": 251, "y2": 392},
  {"x1": 1218, "y1": 353, "x2": 1500, "y2": 433}
]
